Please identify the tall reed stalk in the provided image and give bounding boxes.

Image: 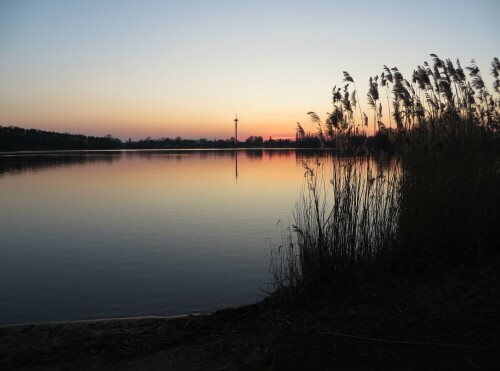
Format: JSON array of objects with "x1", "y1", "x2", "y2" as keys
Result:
[{"x1": 271, "y1": 156, "x2": 400, "y2": 299}]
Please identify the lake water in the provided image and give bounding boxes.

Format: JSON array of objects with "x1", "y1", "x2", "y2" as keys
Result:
[{"x1": 0, "y1": 149, "x2": 316, "y2": 325}]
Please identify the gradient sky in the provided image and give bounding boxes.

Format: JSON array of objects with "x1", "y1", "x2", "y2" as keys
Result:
[{"x1": 0, "y1": 0, "x2": 498, "y2": 140}]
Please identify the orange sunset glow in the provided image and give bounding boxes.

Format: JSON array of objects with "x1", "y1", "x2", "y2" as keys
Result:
[{"x1": 1, "y1": 1, "x2": 497, "y2": 140}]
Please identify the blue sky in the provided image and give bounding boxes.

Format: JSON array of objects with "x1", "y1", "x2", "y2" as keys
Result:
[{"x1": 0, "y1": 0, "x2": 498, "y2": 139}]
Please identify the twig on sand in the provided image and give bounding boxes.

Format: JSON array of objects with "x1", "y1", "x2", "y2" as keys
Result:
[
  {"x1": 318, "y1": 331, "x2": 500, "y2": 350},
  {"x1": 168, "y1": 346, "x2": 180, "y2": 367}
]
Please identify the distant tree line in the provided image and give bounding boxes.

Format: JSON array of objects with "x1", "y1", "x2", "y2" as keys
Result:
[
  {"x1": 0, "y1": 126, "x2": 122, "y2": 151},
  {"x1": 108, "y1": 135, "x2": 296, "y2": 149},
  {"x1": 0, "y1": 125, "x2": 395, "y2": 152},
  {"x1": 0, "y1": 126, "x2": 298, "y2": 151}
]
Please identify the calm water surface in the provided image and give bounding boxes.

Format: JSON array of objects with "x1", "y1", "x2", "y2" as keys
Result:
[{"x1": 0, "y1": 150, "x2": 314, "y2": 324}]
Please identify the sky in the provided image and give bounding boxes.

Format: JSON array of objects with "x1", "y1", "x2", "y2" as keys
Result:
[{"x1": 0, "y1": 0, "x2": 498, "y2": 140}]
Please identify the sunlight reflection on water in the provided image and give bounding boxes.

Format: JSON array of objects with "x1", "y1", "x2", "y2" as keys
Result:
[{"x1": 0, "y1": 149, "x2": 319, "y2": 324}]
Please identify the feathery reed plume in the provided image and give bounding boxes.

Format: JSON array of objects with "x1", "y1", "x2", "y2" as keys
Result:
[
  {"x1": 307, "y1": 111, "x2": 325, "y2": 147},
  {"x1": 343, "y1": 71, "x2": 365, "y2": 134},
  {"x1": 490, "y1": 57, "x2": 500, "y2": 94},
  {"x1": 296, "y1": 122, "x2": 305, "y2": 142},
  {"x1": 380, "y1": 66, "x2": 393, "y2": 128},
  {"x1": 342, "y1": 71, "x2": 354, "y2": 83},
  {"x1": 467, "y1": 59, "x2": 485, "y2": 90},
  {"x1": 367, "y1": 76, "x2": 380, "y2": 133}
]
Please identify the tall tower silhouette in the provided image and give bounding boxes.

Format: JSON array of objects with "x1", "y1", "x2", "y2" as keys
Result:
[{"x1": 234, "y1": 114, "x2": 238, "y2": 147}]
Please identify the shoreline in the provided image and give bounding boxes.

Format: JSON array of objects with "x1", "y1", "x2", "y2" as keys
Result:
[
  {"x1": 2, "y1": 257, "x2": 500, "y2": 370},
  {"x1": 0, "y1": 300, "x2": 277, "y2": 370},
  {"x1": 0, "y1": 313, "x2": 210, "y2": 329}
]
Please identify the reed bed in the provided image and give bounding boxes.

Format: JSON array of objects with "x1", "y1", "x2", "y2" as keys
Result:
[
  {"x1": 271, "y1": 156, "x2": 400, "y2": 300},
  {"x1": 272, "y1": 55, "x2": 500, "y2": 302},
  {"x1": 398, "y1": 115, "x2": 500, "y2": 267}
]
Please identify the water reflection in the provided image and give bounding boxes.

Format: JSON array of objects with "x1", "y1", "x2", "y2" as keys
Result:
[
  {"x1": 0, "y1": 152, "x2": 122, "y2": 177},
  {"x1": 0, "y1": 149, "x2": 332, "y2": 177},
  {"x1": 0, "y1": 149, "x2": 312, "y2": 324},
  {"x1": 235, "y1": 150, "x2": 238, "y2": 180}
]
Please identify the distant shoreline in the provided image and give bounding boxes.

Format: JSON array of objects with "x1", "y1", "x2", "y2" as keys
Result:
[
  {"x1": 1, "y1": 125, "x2": 395, "y2": 153},
  {"x1": 0, "y1": 147, "x2": 305, "y2": 154},
  {"x1": 0, "y1": 313, "x2": 209, "y2": 329}
]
